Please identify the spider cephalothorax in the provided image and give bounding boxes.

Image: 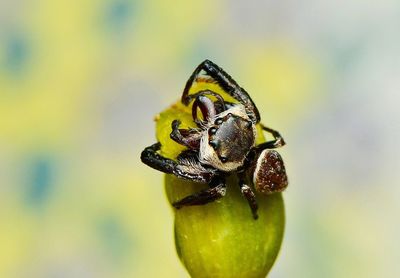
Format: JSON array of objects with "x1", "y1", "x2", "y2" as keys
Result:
[
  {"x1": 198, "y1": 104, "x2": 257, "y2": 172},
  {"x1": 141, "y1": 60, "x2": 288, "y2": 219}
]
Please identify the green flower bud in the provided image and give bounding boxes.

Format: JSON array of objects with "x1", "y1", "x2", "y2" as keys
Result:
[{"x1": 155, "y1": 101, "x2": 285, "y2": 278}]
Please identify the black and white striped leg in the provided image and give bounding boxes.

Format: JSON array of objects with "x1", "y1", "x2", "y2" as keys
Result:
[
  {"x1": 181, "y1": 60, "x2": 260, "y2": 123},
  {"x1": 140, "y1": 142, "x2": 215, "y2": 183},
  {"x1": 140, "y1": 142, "x2": 176, "y2": 173},
  {"x1": 239, "y1": 179, "x2": 259, "y2": 219},
  {"x1": 172, "y1": 177, "x2": 226, "y2": 209},
  {"x1": 170, "y1": 120, "x2": 202, "y2": 149},
  {"x1": 255, "y1": 124, "x2": 286, "y2": 150}
]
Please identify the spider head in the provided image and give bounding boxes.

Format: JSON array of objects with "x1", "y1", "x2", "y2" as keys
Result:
[{"x1": 199, "y1": 105, "x2": 256, "y2": 172}]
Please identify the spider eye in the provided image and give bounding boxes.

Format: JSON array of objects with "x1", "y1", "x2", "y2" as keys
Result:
[
  {"x1": 209, "y1": 140, "x2": 219, "y2": 150},
  {"x1": 215, "y1": 118, "x2": 223, "y2": 125},
  {"x1": 246, "y1": 120, "x2": 253, "y2": 129},
  {"x1": 209, "y1": 127, "x2": 217, "y2": 135},
  {"x1": 219, "y1": 156, "x2": 228, "y2": 163}
]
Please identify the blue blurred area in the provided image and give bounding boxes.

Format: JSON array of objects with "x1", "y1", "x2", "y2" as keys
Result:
[
  {"x1": 3, "y1": 32, "x2": 30, "y2": 75},
  {"x1": 103, "y1": 0, "x2": 136, "y2": 34},
  {"x1": 97, "y1": 215, "x2": 133, "y2": 262},
  {"x1": 26, "y1": 156, "x2": 54, "y2": 208}
]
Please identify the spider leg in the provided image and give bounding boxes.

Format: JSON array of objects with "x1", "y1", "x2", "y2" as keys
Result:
[
  {"x1": 182, "y1": 60, "x2": 260, "y2": 123},
  {"x1": 176, "y1": 149, "x2": 199, "y2": 161},
  {"x1": 170, "y1": 120, "x2": 202, "y2": 149},
  {"x1": 214, "y1": 101, "x2": 235, "y2": 114},
  {"x1": 141, "y1": 142, "x2": 216, "y2": 183},
  {"x1": 238, "y1": 177, "x2": 259, "y2": 219},
  {"x1": 183, "y1": 90, "x2": 226, "y2": 110},
  {"x1": 255, "y1": 124, "x2": 286, "y2": 150},
  {"x1": 172, "y1": 176, "x2": 226, "y2": 209},
  {"x1": 140, "y1": 142, "x2": 175, "y2": 173}
]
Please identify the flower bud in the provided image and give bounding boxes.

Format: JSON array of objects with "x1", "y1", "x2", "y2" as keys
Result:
[{"x1": 156, "y1": 102, "x2": 285, "y2": 278}]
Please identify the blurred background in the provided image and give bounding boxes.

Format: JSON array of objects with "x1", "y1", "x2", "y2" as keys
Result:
[{"x1": 1, "y1": 0, "x2": 399, "y2": 277}]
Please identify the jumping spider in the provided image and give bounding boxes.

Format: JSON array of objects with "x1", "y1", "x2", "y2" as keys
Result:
[{"x1": 141, "y1": 60, "x2": 288, "y2": 219}]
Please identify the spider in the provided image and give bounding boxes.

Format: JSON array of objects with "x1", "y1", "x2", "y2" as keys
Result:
[{"x1": 141, "y1": 60, "x2": 288, "y2": 219}]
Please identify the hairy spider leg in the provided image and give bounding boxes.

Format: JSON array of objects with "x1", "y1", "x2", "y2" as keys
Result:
[
  {"x1": 254, "y1": 124, "x2": 286, "y2": 151},
  {"x1": 170, "y1": 120, "x2": 202, "y2": 149},
  {"x1": 213, "y1": 100, "x2": 235, "y2": 114},
  {"x1": 183, "y1": 90, "x2": 226, "y2": 111},
  {"x1": 238, "y1": 175, "x2": 259, "y2": 219},
  {"x1": 140, "y1": 142, "x2": 175, "y2": 173},
  {"x1": 141, "y1": 142, "x2": 216, "y2": 183},
  {"x1": 182, "y1": 60, "x2": 260, "y2": 123},
  {"x1": 171, "y1": 91, "x2": 227, "y2": 148},
  {"x1": 172, "y1": 177, "x2": 226, "y2": 209}
]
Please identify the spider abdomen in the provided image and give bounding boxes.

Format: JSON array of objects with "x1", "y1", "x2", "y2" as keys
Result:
[{"x1": 253, "y1": 150, "x2": 288, "y2": 194}]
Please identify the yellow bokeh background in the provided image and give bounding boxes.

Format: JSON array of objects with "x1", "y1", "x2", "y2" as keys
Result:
[{"x1": 1, "y1": 0, "x2": 399, "y2": 277}]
